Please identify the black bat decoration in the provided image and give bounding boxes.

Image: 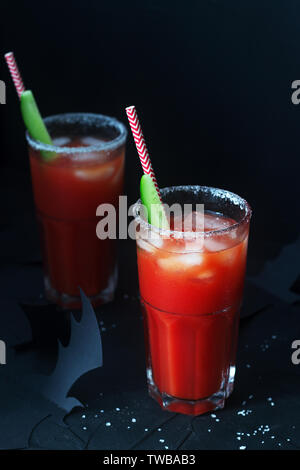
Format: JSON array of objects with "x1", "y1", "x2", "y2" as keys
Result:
[{"x1": 39, "y1": 289, "x2": 103, "y2": 413}]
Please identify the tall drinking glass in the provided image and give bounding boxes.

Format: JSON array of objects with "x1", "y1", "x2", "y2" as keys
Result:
[
  {"x1": 27, "y1": 113, "x2": 127, "y2": 309},
  {"x1": 133, "y1": 186, "x2": 251, "y2": 415}
]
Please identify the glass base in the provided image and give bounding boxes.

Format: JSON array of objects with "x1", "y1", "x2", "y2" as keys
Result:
[
  {"x1": 146, "y1": 367, "x2": 232, "y2": 416},
  {"x1": 44, "y1": 267, "x2": 118, "y2": 310}
]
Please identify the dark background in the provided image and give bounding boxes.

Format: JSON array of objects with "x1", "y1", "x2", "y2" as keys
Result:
[
  {"x1": 1, "y1": 0, "x2": 300, "y2": 273},
  {"x1": 0, "y1": 1, "x2": 300, "y2": 452}
]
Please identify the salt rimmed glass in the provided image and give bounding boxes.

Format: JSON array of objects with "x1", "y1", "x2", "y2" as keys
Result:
[
  {"x1": 27, "y1": 113, "x2": 127, "y2": 309},
  {"x1": 133, "y1": 185, "x2": 251, "y2": 415}
]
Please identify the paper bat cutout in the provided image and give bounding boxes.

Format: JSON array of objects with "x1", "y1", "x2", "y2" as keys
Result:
[{"x1": 38, "y1": 289, "x2": 103, "y2": 412}]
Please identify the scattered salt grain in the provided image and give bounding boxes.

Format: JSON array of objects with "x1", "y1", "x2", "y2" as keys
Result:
[
  {"x1": 106, "y1": 422, "x2": 111, "y2": 427},
  {"x1": 239, "y1": 446, "x2": 246, "y2": 450},
  {"x1": 159, "y1": 439, "x2": 165, "y2": 443},
  {"x1": 131, "y1": 418, "x2": 137, "y2": 423},
  {"x1": 237, "y1": 409, "x2": 252, "y2": 416}
]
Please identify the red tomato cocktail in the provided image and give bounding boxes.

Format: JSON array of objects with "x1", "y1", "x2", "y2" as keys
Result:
[
  {"x1": 134, "y1": 186, "x2": 251, "y2": 415},
  {"x1": 27, "y1": 113, "x2": 127, "y2": 309}
]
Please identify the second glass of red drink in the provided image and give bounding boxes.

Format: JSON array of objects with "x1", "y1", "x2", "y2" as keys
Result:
[{"x1": 27, "y1": 113, "x2": 127, "y2": 309}]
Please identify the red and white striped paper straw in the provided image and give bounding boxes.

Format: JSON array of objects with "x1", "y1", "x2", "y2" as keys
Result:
[
  {"x1": 126, "y1": 105, "x2": 162, "y2": 200},
  {"x1": 5, "y1": 52, "x2": 25, "y2": 99}
]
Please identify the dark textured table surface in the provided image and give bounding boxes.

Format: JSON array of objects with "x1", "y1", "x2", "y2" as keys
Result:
[{"x1": 0, "y1": 170, "x2": 299, "y2": 450}]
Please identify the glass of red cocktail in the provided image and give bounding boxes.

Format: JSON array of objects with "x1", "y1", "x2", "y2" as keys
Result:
[
  {"x1": 133, "y1": 185, "x2": 251, "y2": 415},
  {"x1": 27, "y1": 113, "x2": 127, "y2": 309}
]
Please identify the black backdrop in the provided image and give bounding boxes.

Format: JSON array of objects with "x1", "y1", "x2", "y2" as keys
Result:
[{"x1": 1, "y1": 0, "x2": 300, "y2": 274}]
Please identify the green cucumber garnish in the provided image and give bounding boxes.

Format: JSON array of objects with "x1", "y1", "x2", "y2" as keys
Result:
[
  {"x1": 140, "y1": 174, "x2": 169, "y2": 230},
  {"x1": 21, "y1": 90, "x2": 56, "y2": 161}
]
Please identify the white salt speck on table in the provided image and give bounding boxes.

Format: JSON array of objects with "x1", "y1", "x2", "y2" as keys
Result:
[
  {"x1": 215, "y1": 419, "x2": 220, "y2": 422},
  {"x1": 158, "y1": 428, "x2": 162, "y2": 432},
  {"x1": 106, "y1": 422, "x2": 111, "y2": 427},
  {"x1": 208, "y1": 429, "x2": 211, "y2": 432},
  {"x1": 94, "y1": 414, "x2": 98, "y2": 418},
  {"x1": 127, "y1": 426, "x2": 131, "y2": 429},
  {"x1": 211, "y1": 414, "x2": 216, "y2": 418},
  {"x1": 145, "y1": 428, "x2": 149, "y2": 432},
  {"x1": 237, "y1": 409, "x2": 252, "y2": 416},
  {"x1": 159, "y1": 439, "x2": 165, "y2": 443},
  {"x1": 239, "y1": 446, "x2": 246, "y2": 450},
  {"x1": 82, "y1": 426, "x2": 87, "y2": 431},
  {"x1": 131, "y1": 418, "x2": 137, "y2": 423},
  {"x1": 165, "y1": 446, "x2": 169, "y2": 450},
  {"x1": 115, "y1": 407, "x2": 120, "y2": 411},
  {"x1": 82, "y1": 414, "x2": 86, "y2": 419},
  {"x1": 246, "y1": 364, "x2": 251, "y2": 368},
  {"x1": 248, "y1": 394, "x2": 253, "y2": 399}
]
